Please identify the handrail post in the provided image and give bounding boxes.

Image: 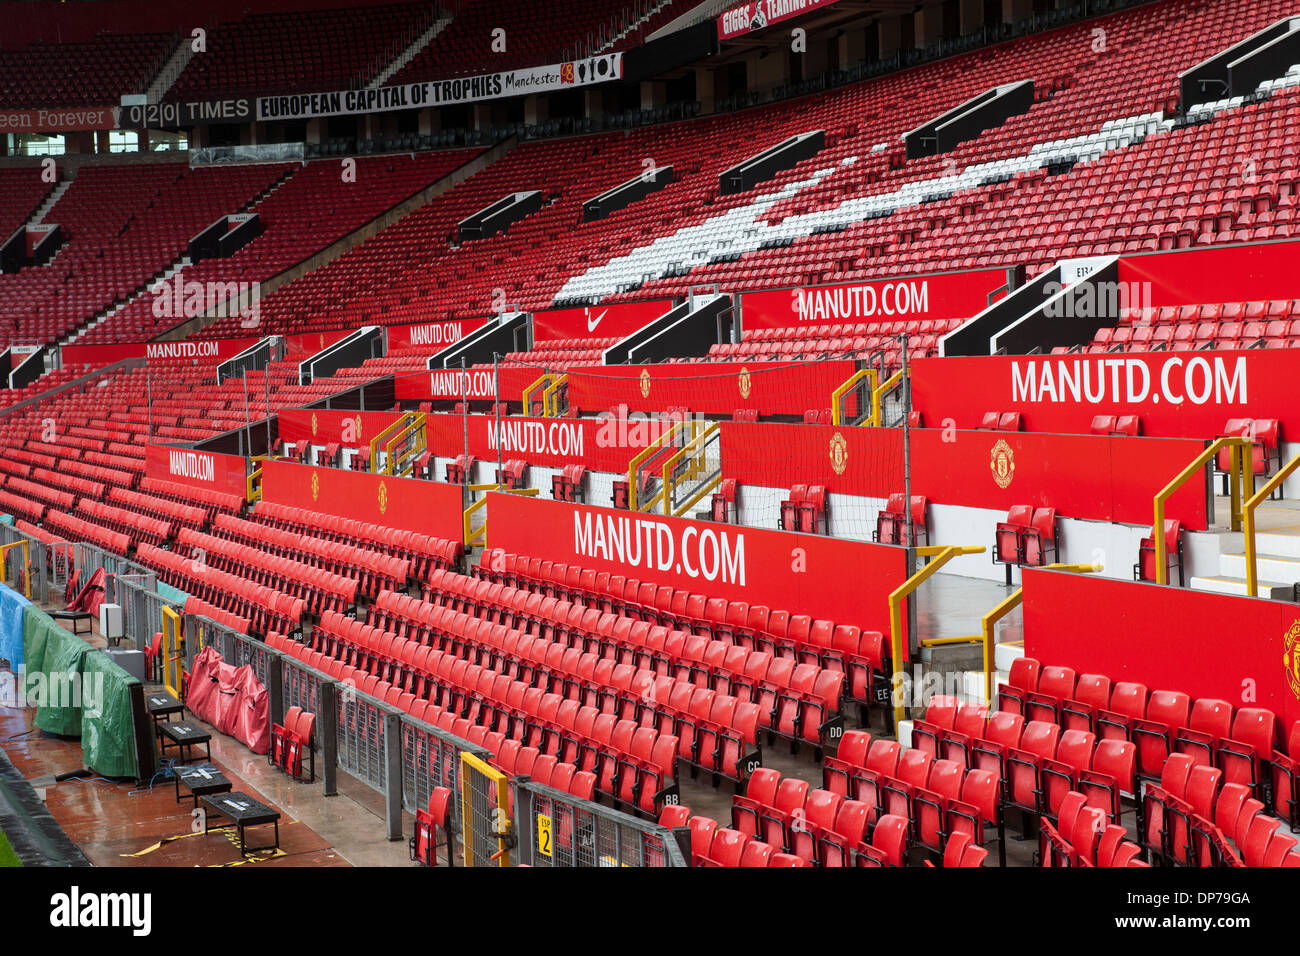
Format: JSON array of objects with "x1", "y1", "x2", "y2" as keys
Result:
[
  {"x1": 980, "y1": 562, "x2": 1100, "y2": 704},
  {"x1": 1243, "y1": 449, "x2": 1300, "y2": 598},
  {"x1": 888, "y1": 544, "x2": 985, "y2": 726}
]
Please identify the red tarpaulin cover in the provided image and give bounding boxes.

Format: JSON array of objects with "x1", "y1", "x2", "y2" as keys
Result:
[{"x1": 185, "y1": 646, "x2": 270, "y2": 754}]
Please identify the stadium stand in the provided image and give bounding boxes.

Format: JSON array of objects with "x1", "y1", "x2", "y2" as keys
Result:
[{"x1": 6, "y1": 0, "x2": 1300, "y2": 881}]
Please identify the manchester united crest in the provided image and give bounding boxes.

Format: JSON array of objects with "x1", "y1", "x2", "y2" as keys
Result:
[
  {"x1": 378, "y1": 480, "x2": 389, "y2": 515},
  {"x1": 829, "y1": 431, "x2": 848, "y2": 476},
  {"x1": 990, "y1": 439, "x2": 1015, "y2": 489},
  {"x1": 738, "y1": 366, "x2": 752, "y2": 399},
  {"x1": 1284, "y1": 621, "x2": 1300, "y2": 701},
  {"x1": 311, "y1": 413, "x2": 318, "y2": 437},
  {"x1": 310, "y1": 470, "x2": 320, "y2": 502},
  {"x1": 639, "y1": 369, "x2": 651, "y2": 398}
]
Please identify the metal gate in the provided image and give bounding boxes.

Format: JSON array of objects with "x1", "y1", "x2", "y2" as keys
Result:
[{"x1": 459, "y1": 752, "x2": 512, "y2": 867}]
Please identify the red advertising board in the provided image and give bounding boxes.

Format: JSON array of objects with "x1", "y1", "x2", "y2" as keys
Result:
[
  {"x1": 910, "y1": 348, "x2": 1295, "y2": 440},
  {"x1": 564, "y1": 360, "x2": 861, "y2": 417},
  {"x1": 387, "y1": 315, "x2": 492, "y2": 350},
  {"x1": 424, "y1": 413, "x2": 657, "y2": 472},
  {"x1": 909, "y1": 428, "x2": 1209, "y2": 529},
  {"x1": 1118, "y1": 239, "x2": 1300, "y2": 307},
  {"x1": 277, "y1": 409, "x2": 407, "y2": 448},
  {"x1": 486, "y1": 492, "x2": 908, "y2": 642},
  {"x1": 61, "y1": 336, "x2": 260, "y2": 369},
  {"x1": 259, "y1": 459, "x2": 463, "y2": 541},
  {"x1": 283, "y1": 328, "x2": 355, "y2": 359},
  {"x1": 395, "y1": 360, "x2": 861, "y2": 418},
  {"x1": 738, "y1": 267, "x2": 1008, "y2": 331},
  {"x1": 716, "y1": 0, "x2": 845, "y2": 39},
  {"x1": 720, "y1": 422, "x2": 1206, "y2": 528},
  {"x1": 145, "y1": 443, "x2": 248, "y2": 498},
  {"x1": 1022, "y1": 568, "x2": 1300, "y2": 728},
  {"x1": 532, "y1": 299, "x2": 672, "y2": 345},
  {"x1": 721, "y1": 422, "x2": 903, "y2": 497}
]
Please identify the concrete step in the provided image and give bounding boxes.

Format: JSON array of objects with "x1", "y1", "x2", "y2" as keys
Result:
[
  {"x1": 1219, "y1": 551, "x2": 1300, "y2": 583},
  {"x1": 1189, "y1": 574, "x2": 1296, "y2": 600},
  {"x1": 1253, "y1": 531, "x2": 1300, "y2": 560}
]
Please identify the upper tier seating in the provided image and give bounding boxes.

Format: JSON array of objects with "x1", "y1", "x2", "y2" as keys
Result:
[{"x1": 166, "y1": 2, "x2": 433, "y2": 100}]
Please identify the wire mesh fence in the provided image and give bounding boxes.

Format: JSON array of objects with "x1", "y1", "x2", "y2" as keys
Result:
[{"x1": 514, "y1": 779, "x2": 690, "y2": 867}]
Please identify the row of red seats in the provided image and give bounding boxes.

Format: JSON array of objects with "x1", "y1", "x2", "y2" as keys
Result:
[
  {"x1": 341, "y1": 599, "x2": 763, "y2": 784},
  {"x1": 270, "y1": 631, "x2": 680, "y2": 818},
  {"x1": 419, "y1": 572, "x2": 846, "y2": 756},
  {"x1": 473, "y1": 550, "x2": 888, "y2": 721},
  {"x1": 1141, "y1": 752, "x2": 1300, "y2": 868},
  {"x1": 654, "y1": 805, "x2": 803, "y2": 867},
  {"x1": 2, "y1": 477, "x2": 72, "y2": 514},
  {"x1": 42, "y1": 509, "x2": 129, "y2": 556},
  {"x1": 737, "y1": 764, "x2": 990, "y2": 867},
  {"x1": 138, "y1": 542, "x2": 304, "y2": 636},
  {"x1": 30, "y1": 467, "x2": 106, "y2": 503},
  {"x1": 77, "y1": 499, "x2": 174, "y2": 551},
  {"x1": 994, "y1": 505, "x2": 1058, "y2": 569},
  {"x1": 182, "y1": 595, "x2": 251, "y2": 637},
  {"x1": 269, "y1": 705, "x2": 316, "y2": 782},
  {"x1": 1000, "y1": 657, "x2": 1286, "y2": 805},
  {"x1": 0, "y1": 489, "x2": 47, "y2": 525},
  {"x1": 1039, "y1": 791, "x2": 1146, "y2": 867},
  {"x1": 251, "y1": 500, "x2": 462, "y2": 579},
  {"x1": 108, "y1": 487, "x2": 207, "y2": 533},
  {"x1": 175, "y1": 527, "x2": 358, "y2": 615},
  {"x1": 212, "y1": 512, "x2": 411, "y2": 598},
  {"x1": 140, "y1": 477, "x2": 245, "y2": 521},
  {"x1": 823, "y1": 730, "x2": 1006, "y2": 864}
]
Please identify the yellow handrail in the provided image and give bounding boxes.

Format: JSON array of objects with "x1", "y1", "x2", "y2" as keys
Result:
[
  {"x1": 1244, "y1": 450, "x2": 1300, "y2": 596},
  {"x1": 657, "y1": 422, "x2": 720, "y2": 516},
  {"x1": 0, "y1": 541, "x2": 31, "y2": 600},
  {"x1": 1153, "y1": 436, "x2": 1252, "y2": 584},
  {"x1": 381, "y1": 412, "x2": 428, "y2": 477},
  {"x1": 980, "y1": 563, "x2": 1102, "y2": 704},
  {"x1": 888, "y1": 544, "x2": 985, "y2": 726},
  {"x1": 541, "y1": 374, "x2": 569, "y2": 418},
  {"x1": 522, "y1": 373, "x2": 553, "y2": 416},
  {"x1": 464, "y1": 484, "x2": 540, "y2": 548},
  {"x1": 626, "y1": 420, "x2": 691, "y2": 511},
  {"x1": 246, "y1": 464, "x2": 263, "y2": 503},
  {"x1": 870, "y1": 369, "x2": 905, "y2": 427},
  {"x1": 830, "y1": 368, "x2": 878, "y2": 426}
]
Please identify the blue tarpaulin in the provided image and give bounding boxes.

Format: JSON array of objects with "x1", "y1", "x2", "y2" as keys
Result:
[{"x1": 0, "y1": 582, "x2": 32, "y2": 672}]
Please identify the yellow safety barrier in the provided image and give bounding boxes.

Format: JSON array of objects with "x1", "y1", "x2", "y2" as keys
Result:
[
  {"x1": 161, "y1": 605, "x2": 184, "y2": 700},
  {"x1": 246, "y1": 464, "x2": 263, "y2": 503},
  {"x1": 1153, "y1": 436, "x2": 1252, "y2": 584},
  {"x1": 459, "y1": 752, "x2": 512, "y2": 867},
  {"x1": 1244, "y1": 450, "x2": 1300, "y2": 596},
  {"x1": 522, "y1": 373, "x2": 555, "y2": 417},
  {"x1": 888, "y1": 544, "x2": 985, "y2": 726},
  {"x1": 0, "y1": 541, "x2": 31, "y2": 600},
  {"x1": 830, "y1": 368, "x2": 878, "y2": 426},
  {"x1": 870, "y1": 369, "x2": 905, "y2": 427},
  {"x1": 658, "y1": 423, "x2": 721, "y2": 517},
  {"x1": 463, "y1": 483, "x2": 540, "y2": 549},
  {"x1": 980, "y1": 563, "x2": 1102, "y2": 705},
  {"x1": 541, "y1": 374, "x2": 569, "y2": 418},
  {"x1": 626, "y1": 420, "x2": 691, "y2": 511}
]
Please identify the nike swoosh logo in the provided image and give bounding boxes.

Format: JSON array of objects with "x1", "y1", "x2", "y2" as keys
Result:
[{"x1": 586, "y1": 309, "x2": 609, "y2": 332}]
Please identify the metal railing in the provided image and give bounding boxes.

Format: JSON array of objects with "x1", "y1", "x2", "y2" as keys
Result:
[
  {"x1": 1244, "y1": 451, "x2": 1300, "y2": 596},
  {"x1": 514, "y1": 779, "x2": 690, "y2": 867},
  {"x1": 1153, "y1": 436, "x2": 1251, "y2": 584}
]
